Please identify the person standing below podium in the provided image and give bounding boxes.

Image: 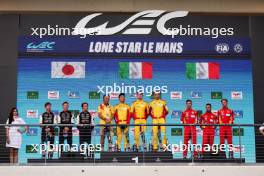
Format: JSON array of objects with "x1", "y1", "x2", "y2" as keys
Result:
[
  {"x1": 5, "y1": 107, "x2": 27, "y2": 164},
  {"x1": 58, "y1": 101, "x2": 74, "y2": 152}
]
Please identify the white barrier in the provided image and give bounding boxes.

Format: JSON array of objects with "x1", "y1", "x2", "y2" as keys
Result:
[{"x1": 1, "y1": 165, "x2": 264, "y2": 176}]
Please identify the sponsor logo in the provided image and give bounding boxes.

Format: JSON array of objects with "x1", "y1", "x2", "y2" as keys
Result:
[
  {"x1": 26, "y1": 41, "x2": 55, "y2": 52},
  {"x1": 48, "y1": 91, "x2": 59, "y2": 99},
  {"x1": 26, "y1": 145, "x2": 38, "y2": 153},
  {"x1": 27, "y1": 128, "x2": 38, "y2": 136},
  {"x1": 73, "y1": 10, "x2": 234, "y2": 38},
  {"x1": 128, "y1": 93, "x2": 137, "y2": 99},
  {"x1": 234, "y1": 110, "x2": 243, "y2": 118},
  {"x1": 231, "y1": 91, "x2": 243, "y2": 100},
  {"x1": 109, "y1": 92, "x2": 119, "y2": 99},
  {"x1": 234, "y1": 43, "x2": 243, "y2": 53},
  {"x1": 72, "y1": 127, "x2": 79, "y2": 136},
  {"x1": 26, "y1": 110, "x2": 38, "y2": 118},
  {"x1": 190, "y1": 91, "x2": 202, "y2": 98},
  {"x1": 170, "y1": 91, "x2": 182, "y2": 99},
  {"x1": 130, "y1": 127, "x2": 135, "y2": 134},
  {"x1": 212, "y1": 110, "x2": 218, "y2": 116},
  {"x1": 232, "y1": 145, "x2": 245, "y2": 153},
  {"x1": 68, "y1": 91, "x2": 80, "y2": 99},
  {"x1": 70, "y1": 110, "x2": 80, "y2": 119},
  {"x1": 215, "y1": 128, "x2": 220, "y2": 136},
  {"x1": 215, "y1": 43, "x2": 229, "y2": 53},
  {"x1": 233, "y1": 128, "x2": 244, "y2": 136},
  {"x1": 171, "y1": 110, "x2": 182, "y2": 119},
  {"x1": 197, "y1": 110, "x2": 203, "y2": 118},
  {"x1": 89, "y1": 91, "x2": 100, "y2": 99},
  {"x1": 211, "y1": 91, "x2": 222, "y2": 99},
  {"x1": 89, "y1": 110, "x2": 98, "y2": 119},
  {"x1": 27, "y1": 91, "x2": 39, "y2": 99},
  {"x1": 171, "y1": 128, "x2": 182, "y2": 136},
  {"x1": 196, "y1": 128, "x2": 203, "y2": 136},
  {"x1": 54, "y1": 128, "x2": 59, "y2": 136}
]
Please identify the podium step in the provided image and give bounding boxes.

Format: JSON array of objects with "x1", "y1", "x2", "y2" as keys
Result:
[
  {"x1": 100, "y1": 151, "x2": 173, "y2": 163},
  {"x1": 27, "y1": 151, "x2": 245, "y2": 163}
]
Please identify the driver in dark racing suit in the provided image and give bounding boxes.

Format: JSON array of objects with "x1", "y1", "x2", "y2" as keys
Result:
[
  {"x1": 58, "y1": 101, "x2": 74, "y2": 151},
  {"x1": 77, "y1": 102, "x2": 94, "y2": 147},
  {"x1": 40, "y1": 102, "x2": 56, "y2": 159}
]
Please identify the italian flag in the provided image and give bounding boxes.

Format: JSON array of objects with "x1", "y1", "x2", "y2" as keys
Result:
[
  {"x1": 186, "y1": 62, "x2": 220, "y2": 79},
  {"x1": 119, "y1": 62, "x2": 152, "y2": 79}
]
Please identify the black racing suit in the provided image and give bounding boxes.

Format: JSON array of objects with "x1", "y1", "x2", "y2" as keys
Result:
[
  {"x1": 59, "y1": 111, "x2": 73, "y2": 147},
  {"x1": 41, "y1": 112, "x2": 55, "y2": 144},
  {"x1": 78, "y1": 111, "x2": 93, "y2": 146},
  {"x1": 41, "y1": 112, "x2": 55, "y2": 158}
]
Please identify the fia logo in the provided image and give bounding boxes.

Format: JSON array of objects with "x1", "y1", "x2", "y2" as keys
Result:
[{"x1": 215, "y1": 43, "x2": 229, "y2": 53}]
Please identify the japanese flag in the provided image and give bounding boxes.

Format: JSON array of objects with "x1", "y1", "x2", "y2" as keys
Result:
[{"x1": 51, "y1": 62, "x2": 85, "y2": 78}]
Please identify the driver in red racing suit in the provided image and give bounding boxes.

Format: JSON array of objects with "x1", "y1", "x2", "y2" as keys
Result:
[
  {"x1": 200, "y1": 103, "x2": 217, "y2": 155},
  {"x1": 217, "y1": 99, "x2": 234, "y2": 158},
  {"x1": 181, "y1": 99, "x2": 198, "y2": 159}
]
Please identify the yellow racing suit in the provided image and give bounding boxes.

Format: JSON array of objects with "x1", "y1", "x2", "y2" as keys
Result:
[
  {"x1": 97, "y1": 103, "x2": 115, "y2": 151},
  {"x1": 114, "y1": 103, "x2": 131, "y2": 151},
  {"x1": 149, "y1": 99, "x2": 169, "y2": 150},
  {"x1": 131, "y1": 100, "x2": 149, "y2": 149}
]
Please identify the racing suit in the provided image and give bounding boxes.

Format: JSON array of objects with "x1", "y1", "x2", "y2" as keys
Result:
[
  {"x1": 131, "y1": 100, "x2": 149, "y2": 150},
  {"x1": 40, "y1": 111, "x2": 55, "y2": 158},
  {"x1": 200, "y1": 112, "x2": 217, "y2": 154},
  {"x1": 149, "y1": 99, "x2": 168, "y2": 151},
  {"x1": 77, "y1": 111, "x2": 93, "y2": 146},
  {"x1": 218, "y1": 107, "x2": 234, "y2": 157},
  {"x1": 181, "y1": 109, "x2": 198, "y2": 158},
  {"x1": 98, "y1": 103, "x2": 114, "y2": 151},
  {"x1": 114, "y1": 103, "x2": 131, "y2": 151},
  {"x1": 58, "y1": 111, "x2": 74, "y2": 149}
]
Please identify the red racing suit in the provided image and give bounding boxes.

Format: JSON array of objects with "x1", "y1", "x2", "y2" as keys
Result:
[
  {"x1": 181, "y1": 109, "x2": 198, "y2": 158},
  {"x1": 217, "y1": 107, "x2": 234, "y2": 145},
  {"x1": 200, "y1": 112, "x2": 217, "y2": 153}
]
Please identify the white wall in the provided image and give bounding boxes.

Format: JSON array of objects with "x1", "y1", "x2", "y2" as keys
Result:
[{"x1": 0, "y1": 0, "x2": 264, "y2": 13}]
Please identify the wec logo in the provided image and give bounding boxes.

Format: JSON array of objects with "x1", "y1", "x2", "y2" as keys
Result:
[
  {"x1": 73, "y1": 10, "x2": 234, "y2": 38},
  {"x1": 26, "y1": 41, "x2": 55, "y2": 52},
  {"x1": 73, "y1": 10, "x2": 187, "y2": 36}
]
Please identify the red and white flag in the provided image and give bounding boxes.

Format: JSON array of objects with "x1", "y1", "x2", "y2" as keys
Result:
[{"x1": 51, "y1": 62, "x2": 85, "y2": 78}]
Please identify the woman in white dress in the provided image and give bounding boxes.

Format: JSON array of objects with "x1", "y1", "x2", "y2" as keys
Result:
[{"x1": 6, "y1": 107, "x2": 27, "y2": 164}]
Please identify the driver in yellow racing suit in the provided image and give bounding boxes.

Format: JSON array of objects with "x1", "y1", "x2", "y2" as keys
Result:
[
  {"x1": 131, "y1": 92, "x2": 149, "y2": 151},
  {"x1": 114, "y1": 93, "x2": 131, "y2": 151},
  {"x1": 149, "y1": 91, "x2": 169, "y2": 151}
]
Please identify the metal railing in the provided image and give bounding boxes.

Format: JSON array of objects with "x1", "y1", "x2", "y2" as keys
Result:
[{"x1": 0, "y1": 123, "x2": 263, "y2": 165}]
